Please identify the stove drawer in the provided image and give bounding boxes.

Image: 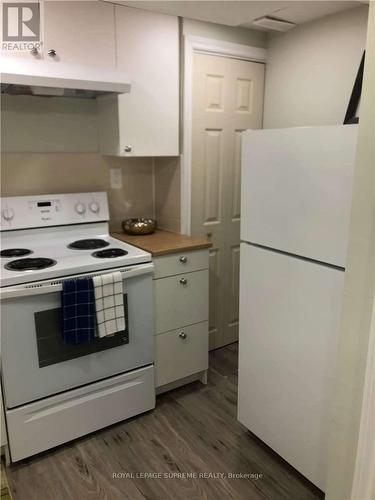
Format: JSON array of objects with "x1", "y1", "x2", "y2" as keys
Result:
[
  {"x1": 154, "y1": 269, "x2": 209, "y2": 334},
  {"x1": 6, "y1": 365, "x2": 155, "y2": 462}
]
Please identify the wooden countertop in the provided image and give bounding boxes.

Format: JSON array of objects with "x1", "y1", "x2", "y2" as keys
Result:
[{"x1": 111, "y1": 230, "x2": 212, "y2": 257}]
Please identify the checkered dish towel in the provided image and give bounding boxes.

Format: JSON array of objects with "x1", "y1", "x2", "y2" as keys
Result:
[{"x1": 92, "y1": 271, "x2": 125, "y2": 337}]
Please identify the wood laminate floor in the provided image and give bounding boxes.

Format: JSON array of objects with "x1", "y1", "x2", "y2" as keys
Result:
[{"x1": 5, "y1": 344, "x2": 324, "y2": 500}]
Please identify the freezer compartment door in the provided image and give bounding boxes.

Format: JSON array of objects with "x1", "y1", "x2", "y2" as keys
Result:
[
  {"x1": 238, "y1": 243, "x2": 345, "y2": 490},
  {"x1": 241, "y1": 125, "x2": 358, "y2": 267}
]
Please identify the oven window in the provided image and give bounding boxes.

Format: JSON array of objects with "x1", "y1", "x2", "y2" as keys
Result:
[{"x1": 34, "y1": 295, "x2": 129, "y2": 367}]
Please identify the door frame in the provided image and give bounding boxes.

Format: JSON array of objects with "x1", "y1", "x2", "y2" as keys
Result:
[{"x1": 181, "y1": 35, "x2": 267, "y2": 235}]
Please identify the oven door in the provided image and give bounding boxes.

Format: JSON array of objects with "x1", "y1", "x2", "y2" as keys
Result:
[{"x1": 0, "y1": 263, "x2": 154, "y2": 408}]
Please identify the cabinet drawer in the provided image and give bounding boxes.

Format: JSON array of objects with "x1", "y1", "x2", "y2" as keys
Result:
[
  {"x1": 154, "y1": 250, "x2": 209, "y2": 279},
  {"x1": 156, "y1": 322, "x2": 208, "y2": 387},
  {"x1": 155, "y1": 270, "x2": 209, "y2": 334}
]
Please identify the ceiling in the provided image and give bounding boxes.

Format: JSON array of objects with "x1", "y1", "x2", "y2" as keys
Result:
[{"x1": 112, "y1": 1, "x2": 365, "y2": 31}]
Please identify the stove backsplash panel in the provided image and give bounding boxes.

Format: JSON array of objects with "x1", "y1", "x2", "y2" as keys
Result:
[{"x1": 1, "y1": 153, "x2": 155, "y2": 232}]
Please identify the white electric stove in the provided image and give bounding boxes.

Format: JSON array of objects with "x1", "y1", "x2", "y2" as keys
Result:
[
  {"x1": 0, "y1": 192, "x2": 155, "y2": 462},
  {"x1": 0, "y1": 192, "x2": 151, "y2": 287}
]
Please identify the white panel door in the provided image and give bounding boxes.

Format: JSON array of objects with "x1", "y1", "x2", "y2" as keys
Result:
[
  {"x1": 238, "y1": 243, "x2": 345, "y2": 490},
  {"x1": 191, "y1": 53, "x2": 264, "y2": 349},
  {"x1": 241, "y1": 125, "x2": 358, "y2": 267}
]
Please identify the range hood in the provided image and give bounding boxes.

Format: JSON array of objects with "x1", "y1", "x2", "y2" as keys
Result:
[{"x1": 1, "y1": 58, "x2": 131, "y2": 98}]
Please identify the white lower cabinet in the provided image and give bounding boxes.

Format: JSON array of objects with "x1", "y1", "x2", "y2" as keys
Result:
[
  {"x1": 154, "y1": 250, "x2": 209, "y2": 392},
  {"x1": 155, "y1": 270, "x2": 209, "y2": 334},
  {"x1": 156, "y1": 322, "x2": 209, "y2": 387},
  {"x1": 153, "y1": 249, "x2": 208, "y2": 279}
]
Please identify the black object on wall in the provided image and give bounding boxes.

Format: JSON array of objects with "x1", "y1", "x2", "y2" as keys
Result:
[{"x1": 344, "y1": 51, "x2": 366, "y2": 125}]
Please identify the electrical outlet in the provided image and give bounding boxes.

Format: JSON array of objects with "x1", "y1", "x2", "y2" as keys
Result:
[{"x1": 110, "y1": 168, "x2": 122, "y2": 189}]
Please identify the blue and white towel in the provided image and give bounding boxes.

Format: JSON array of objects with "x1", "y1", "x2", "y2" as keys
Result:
[
  {"x1": 62, "y1": 278, "x2": 95, "y2": 344},
  {"x1": 92, "y1": 272, "x2": 125, "y2": 338}
]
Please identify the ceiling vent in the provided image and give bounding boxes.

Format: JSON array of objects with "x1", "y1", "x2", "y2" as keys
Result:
[{"x1": 252, "y1": 16, "x2": 296, "y2": 32}]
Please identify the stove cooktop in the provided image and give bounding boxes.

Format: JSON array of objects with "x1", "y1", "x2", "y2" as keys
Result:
[{"x1": 0, "y1": 224, "x2": 151, "y2": 287}]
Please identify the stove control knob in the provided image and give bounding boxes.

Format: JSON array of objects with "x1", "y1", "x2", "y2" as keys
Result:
[
  {"x1": 89, "y1": 202, "x2": 100, "y2": 213},
  {"x1": 2, "y1": 207, "x2": 15, "y2": 221},
  {"x1": 75, "y1": 202, "x2": 86, "y2": 215}
]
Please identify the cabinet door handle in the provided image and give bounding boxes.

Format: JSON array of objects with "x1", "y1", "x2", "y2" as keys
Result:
[
  {"x1": 179, "y1": 277, "x2": 187, "y2": 285},
  {"x1": 179, "y1": 332, "x2": 187, "y2": 340},
  {"x1": 179, "y1": 256, "x2": 187, "y2": 264},
  {"x1": 48, "y1": 49, "x2": 57, "y2": 57},
  {"x1": 124, "y1": 145, "x2": 132, "y2": 153},
  {"x1": 30, "y1": 47, "x2": 39, "y2": 56}
]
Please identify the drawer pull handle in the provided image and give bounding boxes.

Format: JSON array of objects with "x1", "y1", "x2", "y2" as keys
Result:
[
  {"x1": 179, "y1": 277, "x2": 188, "y2": 285},
  {"x1": 179, "y1": 332, "x2": 187, "y2": 340},
  {"x1": 179, "y1": 256, "x2": 187, "y2": 263}
]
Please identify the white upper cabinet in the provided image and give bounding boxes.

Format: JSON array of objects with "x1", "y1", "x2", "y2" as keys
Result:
[
  {"x1": 98, "y1": 6, "x2": 180, "y2": 157},
  {"x1": 2, "y1": 1, "x2": 116, "y2": 64},
  {"x1": 43, "y1": 1, "x2": 116, "y2": 67},
  {"x1": 2, "y1": 2, "x2": 179, "y2": 157}
]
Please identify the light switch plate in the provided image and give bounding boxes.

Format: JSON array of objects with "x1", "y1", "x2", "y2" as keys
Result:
[{"x1": 110, "y1": 168, "x2": 122, "y2": 189}]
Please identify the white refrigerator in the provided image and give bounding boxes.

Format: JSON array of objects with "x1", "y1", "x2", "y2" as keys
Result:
[{"x1": 238, "y1": 125, "x2": 358, "y2": 491}]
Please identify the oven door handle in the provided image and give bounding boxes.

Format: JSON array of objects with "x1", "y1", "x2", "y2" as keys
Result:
[{"x1": 0, "y1": 262, "x2": 154, "y2": 299}]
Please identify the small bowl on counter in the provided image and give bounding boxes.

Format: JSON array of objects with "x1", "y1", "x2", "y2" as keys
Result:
[{"x1": 122, "y1": 218, "x2": 157, "y2": 235}]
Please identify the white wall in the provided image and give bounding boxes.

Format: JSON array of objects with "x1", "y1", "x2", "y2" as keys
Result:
[
  {"x1": 263, "y1": 6, "x2": 369, "y2": 129},
  {"x1": 1, "y1": 95, "x2": 99, "y2": 153},
  {"x1": 182, "y1": 18, "x2": 266, "y2": 48},
  {"x1": 326, "y1": 4, "x2": 375, "y2": 499}
]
